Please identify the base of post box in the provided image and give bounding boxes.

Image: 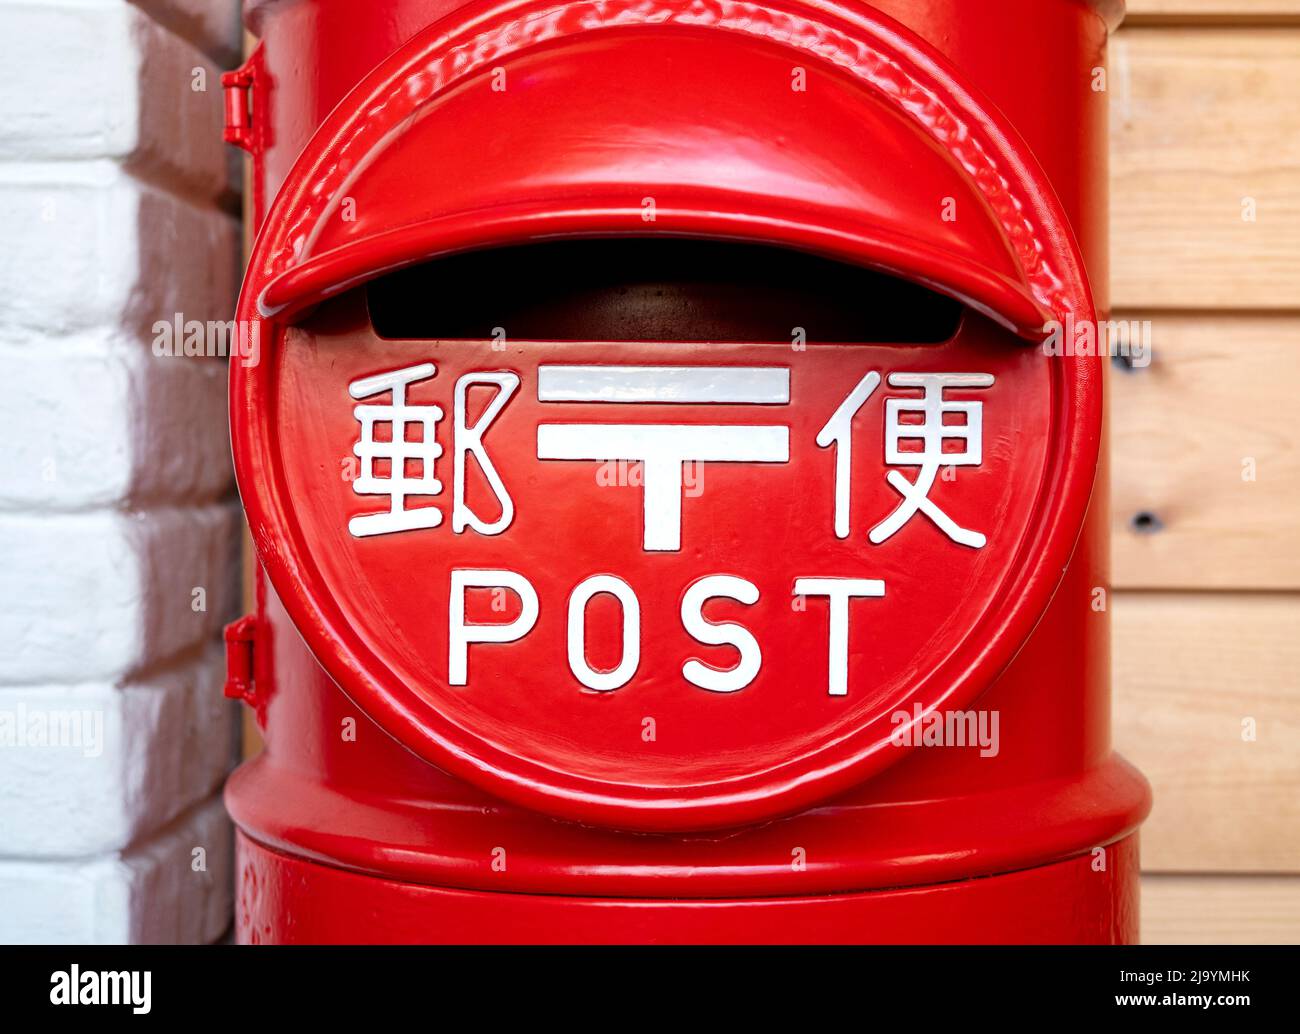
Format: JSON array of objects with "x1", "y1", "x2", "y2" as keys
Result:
[{"x1": 234, "y1": 831, "x2": 1141, "y2": 944}]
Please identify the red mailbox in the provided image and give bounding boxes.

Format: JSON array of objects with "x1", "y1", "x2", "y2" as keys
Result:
[{"x1": 223, "y1": 0, "x2": 1149, "y2": 942}]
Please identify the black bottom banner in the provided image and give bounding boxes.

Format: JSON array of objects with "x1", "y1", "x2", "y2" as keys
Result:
[{"x1": 0, "y1": 944, "x2": 1290, "y2": 1023}]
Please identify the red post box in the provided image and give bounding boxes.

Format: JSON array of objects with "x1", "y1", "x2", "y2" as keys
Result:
[{"x1": 222, "y1": 0, "x2": 1149, "y2": 943}]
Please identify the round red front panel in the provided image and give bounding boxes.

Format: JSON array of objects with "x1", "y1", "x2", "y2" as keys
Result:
[
  {"x1": 260, "y1": 300, "x2": 1064, "y2": 826},
  {"x1": 231, "y1": 0, "x2": 1104, "y2": 830}
]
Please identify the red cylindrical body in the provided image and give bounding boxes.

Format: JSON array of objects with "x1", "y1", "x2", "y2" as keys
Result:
[{"x1": 226, "y1": 0, "x2": 1148, "y2": 943}]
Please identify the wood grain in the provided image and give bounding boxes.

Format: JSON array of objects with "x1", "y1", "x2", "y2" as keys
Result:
[
  {"x1": 1110, "y1": 28, "x2": 1300, "y2": 309},
  {"x1": 1143, "y1": 874, "x2": 1300, "y2": 943},
  {"x1": 1110, "y1": 314, "x2": 1300, "y2": 590},
  {"x1": 1114, "y1": 592, "x2": 1300, "y2": 872},
  {"x1": 1126, "y1": 1, "x2": 1300, "y2": 23}
]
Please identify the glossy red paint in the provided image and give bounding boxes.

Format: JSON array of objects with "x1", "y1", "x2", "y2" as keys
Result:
[
  {"x1": 225, "y1": 0, "x2": 1148, "y2": 942},
  {"x1": 236, "y1": 831, "x2": 1141, "y2": 945}
]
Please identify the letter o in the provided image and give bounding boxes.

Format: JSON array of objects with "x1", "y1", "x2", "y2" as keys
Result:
[{"x1": 567, "y1": 575, "x2": 640, "y2": 691}]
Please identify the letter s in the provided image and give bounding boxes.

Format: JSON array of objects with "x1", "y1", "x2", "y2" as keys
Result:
[{"x1": 681, "y1": 575, "x2": 761, "y2": 693}]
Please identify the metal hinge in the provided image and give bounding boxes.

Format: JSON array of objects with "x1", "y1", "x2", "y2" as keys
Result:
[
  {"x1": 221, "y1": 47, "x2": 262, "y2": 153},
  {"x1": 223, "y1": 614, "x2": 260, "y2": 705}
]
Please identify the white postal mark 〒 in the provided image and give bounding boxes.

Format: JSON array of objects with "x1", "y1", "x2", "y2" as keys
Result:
[
  {"x1": 539, "y1": 365, "x2": 789, "y2": 404},
  {"x1": 536, "y1": 365, "x2": 791, "y2": 551},
  {"x1": 537, "y1": 423, "x2": 789, "y2": 551}
]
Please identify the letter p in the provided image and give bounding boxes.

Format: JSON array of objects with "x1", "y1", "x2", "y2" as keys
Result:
[{"x1": 449, "y1": 570, "x2": 539, "y2": 685}]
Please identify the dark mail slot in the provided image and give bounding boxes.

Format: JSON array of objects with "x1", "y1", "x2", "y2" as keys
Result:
[{"x1": 367, "y1": 239, "x2": 963, "y2": 344}]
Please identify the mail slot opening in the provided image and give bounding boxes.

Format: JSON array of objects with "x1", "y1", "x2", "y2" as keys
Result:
[{"x1": 366, "y1": 238, "x2": 963, "y2": 343}]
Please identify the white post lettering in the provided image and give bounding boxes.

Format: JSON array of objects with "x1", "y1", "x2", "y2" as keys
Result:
[
  {"x1": 567, "y1": 575, "x2": 640, "y2": 691},
  {"x1": 680, "y1": 575, "x2": 762, "y2": 693},
  {"x1": 449, "y1": 569, "x2": 539, "y2": 685},
  {"x1": 792, "y1": 577, "x2": 885, "y2": 696}
]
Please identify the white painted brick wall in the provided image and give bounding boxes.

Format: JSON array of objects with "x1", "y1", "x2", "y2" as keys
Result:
[
  {"x1": 0, "y1": 797, "x2": 234, "y2": 944},
  {"x1": 0, "y1": 162, "x2": 238, "y2": 339},
  {"x1": 0, "y1": 0, "x2": 244, "y2": 943},
  {"x1": 2, "y1": 340, "x2": 233, "y2": 509},
  {"x1": 0, "y1": 506, "x2": 239, "y2": 685},
  {"x1": 0, "y1": 644, "x2": 237, "y2": 856},
  {"x1": 0, "y1": 2, "x2": 237, "y2": 202}
]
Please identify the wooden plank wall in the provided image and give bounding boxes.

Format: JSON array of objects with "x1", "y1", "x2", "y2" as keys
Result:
[{"x1": 1111, "y1": 1, "x2": 1300, "y2": 943}]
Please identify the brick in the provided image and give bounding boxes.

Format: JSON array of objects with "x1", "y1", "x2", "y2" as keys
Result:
[
  {"x1": 0, "y1": 1, "x2": 238, "y2": 202},
  {"x1": 129, "y1": 8, "x2": 241, "y2": 204},
  {"x1": 0, "y1": 795, "x2": 233, "y2": 943},
  {"x1": 0, "y1": 2, "x2": 135, "y2": 159},
  {"x1": 0, "y1": 504, "x2": 240, "y2": 685},
  {"x1": 0, "y1": 161, "x2": 239, "y2": 339},
  {"x1": 130, "y1": 0, "x2": 244, "y2": 68},
  {"x1": 0, "y1": 336, "x2": 233, "y2": 510},
  {"x1": 0, "y1": 644, "x2": 237, "y2": 856}
]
